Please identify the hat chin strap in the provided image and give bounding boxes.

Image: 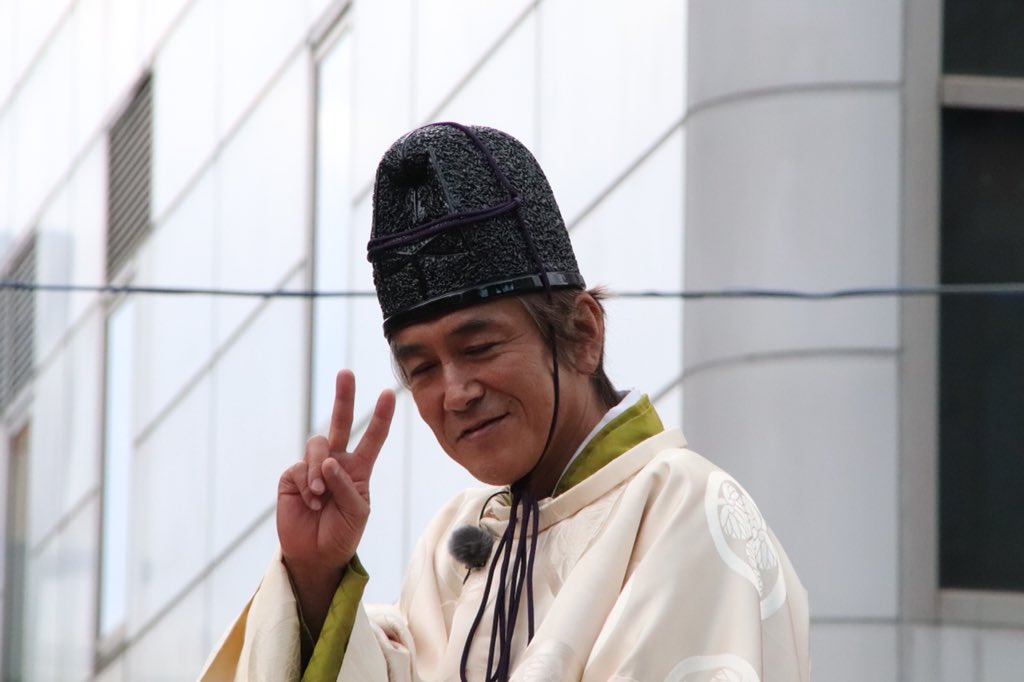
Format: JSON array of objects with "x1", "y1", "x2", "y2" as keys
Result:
[{"x1": 459, "y1": 337, "x2": 559, "y2": 682}]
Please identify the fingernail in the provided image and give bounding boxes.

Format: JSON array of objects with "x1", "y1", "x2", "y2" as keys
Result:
[
  {"x1": 311, "y1": 478, "x2": 324, "y2": 494},
  {"x1": 311, "y1": 499, "x2": 322, "y2": 511}
]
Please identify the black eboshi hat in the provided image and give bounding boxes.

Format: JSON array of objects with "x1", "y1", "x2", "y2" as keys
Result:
[{"x1": 367, "y1": 122, "x2": 585, "y2": 336}]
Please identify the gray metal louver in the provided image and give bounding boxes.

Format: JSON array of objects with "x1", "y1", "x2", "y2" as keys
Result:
[
  {"x1": 107, "y1": 74, "x2": 153, "y2": 281},
  {"x1": 0, "y1": 235, "x2": 37, "y2": 412}
]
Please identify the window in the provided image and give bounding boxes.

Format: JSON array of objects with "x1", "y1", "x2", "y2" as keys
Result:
[
  {"x1": 0, "y1": 236, "x2": 37, "y2": 414},
  {"x1": 98, "y1": 298, "x2": 135, "y2": 645},
  {"x1": 2, "y1": 425, "x2": 30, "y2": 681},
  {"x1": 107, "y1": 74, "x2": 153, "y2": 282},
  {"x1": 943, "y1": 0, "x2": 1024, "y2": 79},
  {"x1": 309, "y1": 18, "x2": 354, "y2": 430},
  {"x1": 939, "y1": 2, "x2": 1024, "y2": 591},
  {"x1": 97, "y1": 72, "x2": 151, "y2": 657}
]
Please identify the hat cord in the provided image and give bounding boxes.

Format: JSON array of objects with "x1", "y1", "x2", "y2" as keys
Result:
[
  {"x1": 437, "y1": 122, "x2": 560, "y2": 682},
  {"x1": 366, "y1": 197, "x2": 520, "y2": 257},
  {"x1": 459, "y1": 351, "x2": 554, "y2": 682}
]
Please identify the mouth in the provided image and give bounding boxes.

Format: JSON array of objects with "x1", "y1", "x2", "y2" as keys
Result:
[{"x1": 459, "y1": 414, "x2": 508, "y2": 441}]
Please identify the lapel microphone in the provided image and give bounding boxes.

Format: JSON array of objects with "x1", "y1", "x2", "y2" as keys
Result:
[{"x1": 448, "y1": 524, "x2": 495, "y2": 569}]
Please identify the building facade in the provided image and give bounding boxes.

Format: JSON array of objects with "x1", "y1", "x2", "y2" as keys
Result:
[{"x1": 0, "y1": 0, "x2": 1022, "y2": 680}]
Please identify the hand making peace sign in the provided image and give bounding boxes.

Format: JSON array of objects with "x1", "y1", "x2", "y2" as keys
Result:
[{"x1": 277, "y1": 369, "x2": 395, "y2": 601}]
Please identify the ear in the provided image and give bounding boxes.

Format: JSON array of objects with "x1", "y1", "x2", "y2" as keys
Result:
[{"x1": 570, "y1": 293, "x2": 605, "y2": 375}]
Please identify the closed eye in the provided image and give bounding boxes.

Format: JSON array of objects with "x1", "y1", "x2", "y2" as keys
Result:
[
  {"x1": 465, "y1": 342, "x2": 498, "y2": 357},
  {"x1": 407, "y1": 360, "x2": 437, "y2": 378}
]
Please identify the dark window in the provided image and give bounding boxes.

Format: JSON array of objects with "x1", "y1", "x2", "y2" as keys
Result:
[
  {"x1": 107, "y1": 74, "x2": 153, "y2": 281},
  {"x1": 939, "y1": 107, "x2": 1024, "y2": 590},
  {"x1": 944, "y1": 0, "x2": 1024, "y2": 78},
  {"x1": 0, "y1": 236, "x2": 37, "y2": 414}
]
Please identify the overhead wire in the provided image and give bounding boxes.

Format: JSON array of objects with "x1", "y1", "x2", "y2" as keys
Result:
[{"x1": 2, "y1": 280, "x2": 1024, "y2": 300}]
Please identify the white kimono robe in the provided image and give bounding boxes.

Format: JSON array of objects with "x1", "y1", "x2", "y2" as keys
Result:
[{"x1": 201, "y1": 428, "x2": 810, "y2": 681}]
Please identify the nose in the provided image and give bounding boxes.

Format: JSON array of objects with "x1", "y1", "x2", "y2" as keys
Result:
[{"x1": 442, "y1": 363, "x2": 483, "y2": 412}]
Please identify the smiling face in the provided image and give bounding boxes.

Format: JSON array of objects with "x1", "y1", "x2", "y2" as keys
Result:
[{"x1": 391, "y1": 295, "x2": 606, "y2": 495}]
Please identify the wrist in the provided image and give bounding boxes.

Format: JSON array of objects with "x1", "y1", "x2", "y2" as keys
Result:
[
  {"x1": 282, "y1": 555, "x2": 347, "y2": 593},
  {"x1": 282, "y1": 554, "x2": 348, "y2": 656}
]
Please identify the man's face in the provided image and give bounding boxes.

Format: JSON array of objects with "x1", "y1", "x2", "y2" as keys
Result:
[{"x1": 391, "y1": 297, "x2": 590, "y2": 487}]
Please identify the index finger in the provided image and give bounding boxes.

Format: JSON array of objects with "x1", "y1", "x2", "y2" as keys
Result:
[{"x1": 328, "y1": 369, "x2": 355, "y2": 454}]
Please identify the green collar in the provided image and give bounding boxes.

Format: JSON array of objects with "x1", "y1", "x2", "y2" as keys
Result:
[{"x1": 552, "y1": 394, "x2": 664, "y2": 497}]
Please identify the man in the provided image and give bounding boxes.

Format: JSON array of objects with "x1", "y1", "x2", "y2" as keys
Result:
[{"x1": 200, "y1": 123, "x2": 810, "y2": 681}]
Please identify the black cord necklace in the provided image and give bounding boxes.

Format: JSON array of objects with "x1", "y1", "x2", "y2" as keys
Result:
[{"x1": 459, "y1": 341, "x2": 558, "y2": 682}]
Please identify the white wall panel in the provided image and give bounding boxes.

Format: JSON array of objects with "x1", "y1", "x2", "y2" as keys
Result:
[
  {"x1": 602, "y1": 297, "x2": 682, "y2": 398},
  {"x1": 209, "y1": 281, "x2": 305, "y2": 556},
  {"x1": 105, "y1": 0, "x2": 145, "y2": 110},
  {"x1": 35, "y1": 186, "x2": 73, "y2": 362},
  {"x1": 11, "y1": 18, "x2": 73, "y2": 233},
  {"x1": 141, "y1": 0, "x2": 192, "y2": 58},
  {"x1": 135, "y1": 166, "x2": 216, "y2": 433},
  {"x1": 570, "y1": 130, "x2": 684, "y2": 292},
  {"x1": 344, "y1": 195, "x2": 397, "y2": 422},
  {"x1": 412, "y1": 0, "x2": 533, "y2": 122},
  {"x1": 357, "y1": 387, "x2": 412, "y2": 603},
  {"x1": 904, "y1": 625, "x2": 977, "y2": 682},
  {"x1": 72, "y1": 0, "x2": 107, "y2": 156},
  {"x1": 683, "y1": 355, "x2": 899, "y2": 619},
  {"x1": 9, "y1": 0, "x2": 68, "y2": 87},
  {"x1": 55, "y1": 499, "x2": 100, "y2": 682},
  {"x1": 126, "y1": 585, "x2": 208, "y2": 682},
  {"x1": 22, "y1": 364, "x2": 99, "y2": 675},
  {"x1": 204, "y1": 514, "x2": 277, "y2": 653},
  {"x1": 0, "y1": 115, "x2": 12, "y2": 236},
  {"x1": 215, "y1": 54, "x2": 309, "y2": 347},
  {"x1": 131, "y1": 379, "x2": 211, "y2": 634},
  {"x1": 20, "y1": 506, "x2": 98, "y2": 679},
  {"x1": 152, "y1": 0, "x2": 219, "y2": 219},
  {"x1": 685, "y1": 90, "x2": 900, "y2": 368},
  {"x1": 979, "y1": 628, "x2": 1024, "y2": 679},
  {"x1": 539, "y1": 0, "x2": 685, "y2": 224},
  {"x1": 435, "y1": 14, "x2": 537, "y2": 152},
  {"x1": 0, "y1": 2, "x2": 15, "y2": 103},
  {"x1": 27, "y1": 351, "x2": 67, "y2": 547},
  {"x1": 686, "y1": 90, "x2": 900, "y2": 289},
  {"x1": 345, "y1": 297, "x2": 399, "y2": 423},
  {"x1": 34, "y1": 141, "x2": 106, "y2": 361},
  {"x1": 352, "y1": 0, "x2": 414, "y2": 188},
  {"x1": 688, "y1": 0, "x2": 901, "y2": 107},
  {"x1": 66, "y1": 141, "x2": 107, "y2": 325},
  {"x1": 309, "y1": 0, "x2": 335, "y2": 25},
  {"x1": 569, "y1": 129, "x2": 685, "y2": 397},
  {"x1": 653, "y1": 383, "x2": 683, "y2": 430},
  {"x1": 220, "y1": 0, "x2": 309, "y2": 134},
  {"x1": 810, "y1": 623, "x2": 898, "y2": 682},
  {"x1": 21, "y1": 539, "x2": 61, "y2": 682},
  {"x1": 62, "y1": 310, "x2": 103, "y2": 516}
]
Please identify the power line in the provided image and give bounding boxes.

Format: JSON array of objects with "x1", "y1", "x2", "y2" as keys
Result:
[
  {"x1": 3, "y1": 280, "x2": 1024, "y2": 300},
  {"x1": 614, "y1": 283, "x2": 1024, "y2": 300},
  {"x1": 0, "y1": 280, "x2": 376, "y2": 298}
]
